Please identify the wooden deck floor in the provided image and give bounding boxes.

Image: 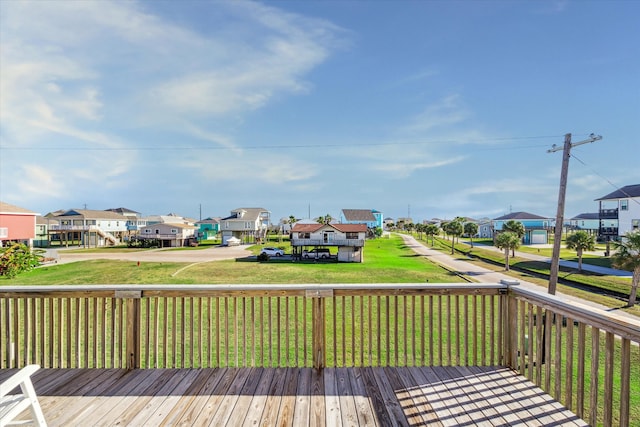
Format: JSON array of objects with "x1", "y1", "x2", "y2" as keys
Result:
[{"x1": 3, "y1": 366, "x2": 586, "y2": 426}]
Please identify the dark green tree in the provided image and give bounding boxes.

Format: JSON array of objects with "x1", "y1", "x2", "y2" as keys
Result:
[
  {"x1": 443, "y1": 220, "x2": 464, "y2": 254},
  {"x1": 464, "y1": 222, "x2": 479, "y2": 248},
  {"x1": 565, "y1": 231, "x2": 596, "y2": 272},
  {"x1": 502, "y1": 220, "x2": 525, "y2": 256},
  {"x1": 495, "y1": 232, "x2": 520, "y2": 271},
  {"x1": 611, "y1": 230, "x2": 640, "y2": 306}
]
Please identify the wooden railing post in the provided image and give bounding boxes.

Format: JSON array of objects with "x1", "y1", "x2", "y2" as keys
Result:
[
  {"x1": 116, "y1": 290, "x2": 142, "y2": 369},
  {"x1": 505, "y1": 292, "x2": 518, "y2": 369},
  {"x1": 307, "y1": 289, "x2": 331, "y2": 370}
]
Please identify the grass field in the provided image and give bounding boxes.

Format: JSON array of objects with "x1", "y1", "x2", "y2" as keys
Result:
[{"x1": 2, "y1": 235, "x2": 458, "y2": 285}]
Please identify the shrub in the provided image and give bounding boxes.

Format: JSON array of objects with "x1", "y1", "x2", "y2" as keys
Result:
[
  {"x1": 0, "y1": 243, "x2": 43, "y2": 278},
  {"x1": 257, "y1": 252, "x2": 270, "y2": 262}
]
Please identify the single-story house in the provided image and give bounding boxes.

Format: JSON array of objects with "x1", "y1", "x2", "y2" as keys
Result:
[{"x1": 493, "y1": 211, "x2": 552, "y2": 245}]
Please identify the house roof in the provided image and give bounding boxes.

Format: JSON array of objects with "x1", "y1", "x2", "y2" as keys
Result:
[
  {"x1": 0, "y1": 201, "x2": 37, "y2": 215},
  {"x1": 223, "y1": 208, "x2": 270, "y2": 222},
  {"x1": 571, "y1": 213, "x2": 599, "y2": 220},
  {"x1": 56, "y1": 209, "x2": 128, "y2": 220},
  {"x1": 196, "y1": 217, "x2": 220, "y2": 225},
  {"x1": 342, "y1": 209, "x2": 376, "y2": 222},
  {"x1": 493, "y1": 211, "x2": 549, "y2": 221},
  {"x1": 36, "y1": 215, "x2": 59, "y2": 225},
  {"x1": 141, "y1": 223, "x2": 196, "y2": 230},
  {"x1": 105, "y1": 207, "x2": 140, "y2": 216},
  {"x1": 595, "y1": 184, "x2": 640, "y2": 201},
  {"x1": 292, "y1": 223, "x2": 367, "y2": 233}
]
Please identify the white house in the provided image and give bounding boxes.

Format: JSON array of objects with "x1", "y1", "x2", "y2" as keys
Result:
[
  {"x1": 138, "y1": 223, "x2": 197, "y2": 247},
  {"x1": 220, "y1": 207, "x2": 271, "y2": 245},
  {"x1": 595, "y1": 184, "x2": 640, "y2": 240},
  {"x1": 49, "y1": 209, "x2": 129, "y2": 246},
  {"x1": 291, "y1": 222, "x2": 367, "y2": 263},
  {"x1": 568, "y1": 213, "x2": 600, "y2": 235}
]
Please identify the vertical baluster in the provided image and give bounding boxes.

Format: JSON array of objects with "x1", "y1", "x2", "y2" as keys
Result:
[
  {"x1": 589, "y1": 327, "x2": 600, "y2": 426},
  {"x1": 565, "y1": 316, "x2": 574, "y2": 411}
]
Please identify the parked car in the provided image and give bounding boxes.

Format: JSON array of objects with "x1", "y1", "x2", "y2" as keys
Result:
[
  {"x1": 302, "y1": 248, "x2": 331, "y2": 259},
  {"x1": 260, "y1": 247, "x2": 284, "y2": 257}
]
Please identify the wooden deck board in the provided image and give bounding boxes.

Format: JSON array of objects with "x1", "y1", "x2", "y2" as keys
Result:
[{"x1": 2, "y1": 366, "x2": 587, "y2": 426}]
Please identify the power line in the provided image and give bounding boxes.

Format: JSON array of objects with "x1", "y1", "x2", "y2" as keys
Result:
[
  {"x1": 0, "y1": 134, "x2": 585, "y2": 152},
  {"x1": 571, "y1": 153, "x2": 640, "y2": 207}
]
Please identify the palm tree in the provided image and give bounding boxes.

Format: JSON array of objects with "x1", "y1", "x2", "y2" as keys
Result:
[
  {"x1": 611, "y1": 230, "x2": 640, "y2": 306},
  {"x1": 425, "y1": 224, "x2": 440, "y2": 247},
  {"x1": 565, "y1": 231, "x2": 596, "y2": 272},
  {"x1": 495, "y1": 231, "x2": 521, "y2": 271},
  {"x1": 443, "y1": 220, "x2": 463, "y2": 254},
  {"x1": 464, "y1": 222, "x2": 479, "y2": 248},
  {"x1": 502, "y1": 220, "x2": 525, "y2": 256},
  {"x1": 405, "y1": 222, "x2": 414, "y2": 236}
]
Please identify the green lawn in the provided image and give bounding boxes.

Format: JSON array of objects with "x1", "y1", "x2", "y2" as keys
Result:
[{"x1": 3, "y1": 235, "x2": 458, "y2": 285}]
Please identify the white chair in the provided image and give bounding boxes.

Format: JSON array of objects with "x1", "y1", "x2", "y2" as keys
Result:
[{"x1": 0, "y1": 365, "x2": 47, "y2": 427}]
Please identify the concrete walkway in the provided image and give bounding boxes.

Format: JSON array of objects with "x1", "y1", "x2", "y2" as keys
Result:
[
  {"x1": 50, "y1": 244, "x2": 252, "y2": 264},
  {"x1": 398, "y1": 234, "x2": 639, "y2": 323}
]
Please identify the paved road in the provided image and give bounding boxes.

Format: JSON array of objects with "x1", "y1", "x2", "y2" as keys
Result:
[
  {"x1": 50, "y1": 245, "x2": 252, "y2": 264},
  {"x1": 459, "y1": 240, "x2": 632, "y2": 277},
  {"x1": 398, "y1": 234, "x2": 639, "y2": 323}
]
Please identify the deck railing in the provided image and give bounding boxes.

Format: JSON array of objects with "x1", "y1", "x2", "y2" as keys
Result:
[{"x1": 1, "y1": 283, "x2": 639, "y2": 426}]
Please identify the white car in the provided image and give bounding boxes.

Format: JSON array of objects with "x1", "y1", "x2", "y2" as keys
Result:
[
  {"x1": 302, "y1": 248, "x2": 331, "y2": 259},
  {"x1": 260, "y1": 247, "x2": 284, "y2": 257}
]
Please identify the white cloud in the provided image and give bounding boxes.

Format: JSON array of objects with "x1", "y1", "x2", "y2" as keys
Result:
[
  {"x1": 373, "y1": 156, "x2": 466, "y2": 178},
  {"x1": 403, "y1": 95, "x2": 471, "y2": 134},
  {"x1": 16, "y1": 165, "x2": 64, "y2": 198}
]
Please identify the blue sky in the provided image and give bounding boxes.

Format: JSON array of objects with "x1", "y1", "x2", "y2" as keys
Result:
[{"x1": 1, "y1": 0, "x2": 638, "y2": 223}]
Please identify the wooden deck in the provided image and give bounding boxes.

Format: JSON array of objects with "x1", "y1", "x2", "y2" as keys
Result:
[{"x1": 2, "y1": 366, "x2": 586, "y2": 426}]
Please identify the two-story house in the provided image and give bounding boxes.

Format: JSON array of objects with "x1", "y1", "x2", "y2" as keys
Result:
[
  {"x1": 0, "y1": 201, "x2": 38, "y2": 248},
  {"x1": 34, "y1": 216, "x2": 59, "y2": 247},
  {"x1": 340, "y1": 209, "x2": 384, "y2": 230},
  {"x1": 220, "y1": 208, "x2": 271, "y2": 245},
  {"x1": 49, "y1": 209, "x2": 129, "y2": 247},
  {"x1": 195, "y1": 217, "x2": 220, "y2": 241},
  {"x1": 596, "y1": 184, "x2": 640, "y2": 241},
  {"x1": 493, "y1": 211, "x2": 552, "y2": 244},
  {"x1": 568, "y1": 213, "x2": 600, "y2": 235},
  {"x1": 290, "y1": 222, "x2": 367, "y2": 262},
  {"x1": 106, "y1": 207, "x2": 147, "y2": 238}
]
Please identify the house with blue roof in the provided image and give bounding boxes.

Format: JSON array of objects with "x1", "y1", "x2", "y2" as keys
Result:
[{"x1": 493, "y1": 211, "x2": 552, "y2": 244}]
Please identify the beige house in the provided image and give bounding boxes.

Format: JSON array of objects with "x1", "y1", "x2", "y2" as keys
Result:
[
  {"x1": 138, "y1": 223, "x2": 197, "y2": 247},
  {"x1": 220, "y1": 207, "x2": 271, "y2": 245},
  {"x1": 291, "y1": 222, "x2": 367, "y2": 262}
]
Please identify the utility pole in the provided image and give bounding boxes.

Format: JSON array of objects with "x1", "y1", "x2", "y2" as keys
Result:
[{"x1": 547, "y1": 133, "x2": 602, "y2": 294}]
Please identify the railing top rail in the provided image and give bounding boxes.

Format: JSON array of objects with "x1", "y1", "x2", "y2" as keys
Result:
[
  {"x1": 0, "y1": 283, "x2": 506, "y2": 296},
  {"x1": 510, "y1": 285, "x2": 640, "y2": 342}
]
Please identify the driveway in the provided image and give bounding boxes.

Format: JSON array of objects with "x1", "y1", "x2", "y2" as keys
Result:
[{"x1": 51, "y1": 245, "x2": 252, "y2": 264}]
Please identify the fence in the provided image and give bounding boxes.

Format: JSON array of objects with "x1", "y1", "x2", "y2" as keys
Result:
[{"x1": 2, "y1": 283, "x2": 639, "y2": 426}]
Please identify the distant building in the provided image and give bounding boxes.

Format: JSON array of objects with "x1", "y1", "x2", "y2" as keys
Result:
[
  {"x1": 493, "y1": 211, "x2": 552, "y2": 244},
  {"x1": 595, "y1": 184, "x2": 640, "y2": 240},
  {"x1": 568, "y1": 213, "x2": 599, "y2": 234},
  {"x1": 0, "y1": 201, "x2": 38, "y2": 248},
  {"x1": 220, "y1": 207, "x2": 271, "y2": 245},
  {"x1": 195, "y1": 217, "x2": 220, "y2": 240},
  {"x1": 340, "y1": 209, "x2": 383, "y2": 229}
]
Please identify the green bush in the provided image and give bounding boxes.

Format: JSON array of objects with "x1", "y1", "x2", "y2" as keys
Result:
[
  {"x1": 0, "y1": 243, "x2": 43, "y2": 278},
  {"x1": 257, "y1": 252, "x2": 270, "y2": 262}
]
